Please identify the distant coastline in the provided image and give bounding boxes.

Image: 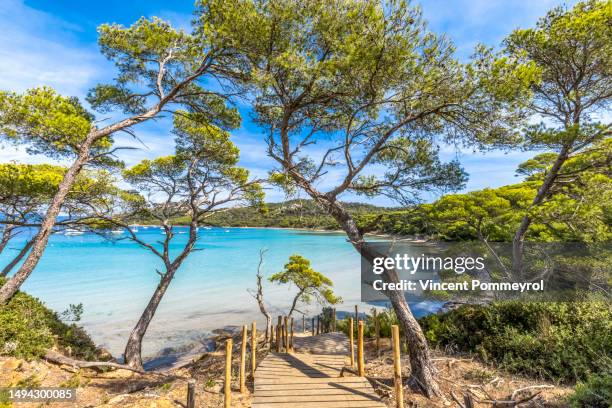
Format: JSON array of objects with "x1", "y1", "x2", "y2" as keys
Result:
[{"x1": 125, "y1": 223, "x2": 430, "y2": 243}]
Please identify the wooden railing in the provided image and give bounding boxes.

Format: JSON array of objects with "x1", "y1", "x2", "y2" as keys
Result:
[{"x1": 183, "y1": 308, "x2": 407, "y2": 408}]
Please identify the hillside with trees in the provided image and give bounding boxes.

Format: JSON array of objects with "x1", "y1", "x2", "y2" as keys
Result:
[{"x1": 189, "y1": 199, "x2": 390, "y2": 230}]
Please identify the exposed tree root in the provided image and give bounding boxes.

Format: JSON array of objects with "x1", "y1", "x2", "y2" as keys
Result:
[{"x1": 44, "y1": 350, "x2": 146, "y2": 375}]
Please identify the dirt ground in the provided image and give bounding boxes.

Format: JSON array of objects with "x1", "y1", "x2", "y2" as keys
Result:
[
  {"x1": 0, "y1": 335, "x2": 572, "y2": 407},
  {"x1": 362, "y1": 338, "x2": 572, "y2": 408}
]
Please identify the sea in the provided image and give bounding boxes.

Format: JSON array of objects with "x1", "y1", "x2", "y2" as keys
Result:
[{"x1": 0, "y1": 226, "x2": 441, "y2": 367}]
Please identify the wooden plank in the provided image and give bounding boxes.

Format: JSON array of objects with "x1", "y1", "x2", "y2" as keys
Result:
[{"x1": 254, "y1": 332, "x2": 385, "y2": 408}]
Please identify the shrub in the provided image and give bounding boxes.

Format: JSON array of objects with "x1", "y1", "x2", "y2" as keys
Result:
[
  {"x1": 568, "y1": 373, "x2": 612, "y2": 408},
  {"x1": 336, "y1": 307, "x2": 401, "y2": 340},
  {"x1": 419, "y1": 300, "x2": 612, "y2": 383},
  {"x1": 0, "y1": 277, "x2": 98, "y2": 360}
]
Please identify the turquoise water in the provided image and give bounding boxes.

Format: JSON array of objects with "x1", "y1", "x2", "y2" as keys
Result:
[{"x1": 1, "y1": 227, "x2": 438, "y2": 361}]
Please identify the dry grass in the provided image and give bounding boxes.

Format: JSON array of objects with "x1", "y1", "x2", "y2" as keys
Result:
[
  {"x1": 1, "y1": 334, "x2": 574, "y2": 407},
  {"x1": 361, "y1": 338, "x2": 572, "y2": 407}
]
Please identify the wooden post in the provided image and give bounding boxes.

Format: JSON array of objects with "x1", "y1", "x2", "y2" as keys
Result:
[
  {"x1": 464, "y1": 394, "x2": 475, "y2": 408},
  {"x1": 283, "y1": 316, "x2": 289, "y2": 353},
  {"x1": 332, "y1": 308, "x2": 336, "y2": 331},
  {"x1": 348, "y1": 317, "x2": 355, "y2": 367},
  {"x1": 251, "y1": 321, "x2": 257, "y2": 379},
  {"x1": 187, "y1": 379, "x2": 195, "y2": 408},
  {"x1": 354, "y1": 304, "x2": 358, "y2": 323},
  {"x1": 277, "y1": 316, "x2": 283, "y2": 351},
  {"x1": 240, "y1": 325, "x2": 247, "y2": 393},
  {"x1": 374, "y1": 309, "x2": 380, "y2": 356},
  {"x1": 290, "y1": 317, "x2": 294, "y2": 350},
  {"x1": 316, "y1": 315, "x2": 320, "y2": 335},
  {"x1": 311, "y1": 317, "x2": 315, "y2": 336},
  {"x1": 302, "y1": 315, "x2": 305, "y2": 333},
  {"x1": 270, "y1": 321, "x2": 274, "y2": 346},
  {"x1": 357, "y1": 320, "x2": 365, "y2": 376},
  {"x1": 225, "y1": 338, "x2": 232, "y2": 408},
  {"x1": 275, "y1": 325, "x2": 280, "y2": 352},
  {"x1": 391, "y1": 325, "x2": 404, "y2": 408}
]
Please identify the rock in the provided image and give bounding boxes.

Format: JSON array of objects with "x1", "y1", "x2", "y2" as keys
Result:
[
  {"x1": 97, "y1": 348, "x2": 115, "y2": 361},
  {"x1": 107, "y1": 394, "x2": 129, "y2": 404}
]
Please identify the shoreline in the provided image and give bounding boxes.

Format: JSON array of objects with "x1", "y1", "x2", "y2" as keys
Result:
[{"x1": 128, "y1": 223, "x2": 431, "y2": 243}]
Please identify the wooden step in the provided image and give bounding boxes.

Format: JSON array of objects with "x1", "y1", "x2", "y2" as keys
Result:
[{"x1": 253, "y1": 333, "x2": 386, "y2": 408}]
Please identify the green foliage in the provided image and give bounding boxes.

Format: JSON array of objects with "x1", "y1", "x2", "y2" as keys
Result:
[
  {"x1": 336, "y1": 307, "x2": 400, "y2": 340},
  {"x1": 0, "y1": 163, "x2": 65, "y2": 203},
  {"x1": 420, "y1": 300, "x2": 612, "y2": 383},
  {"x1": 0, "y1": 87, "x2": 102, "y2": 157},
  {"x1": 206, "y1": 0, "x2": 524, "y2": 207},
  {"x1": 430, "y1": 188, "x2": 520, "y2": 241},
  {"x1": 502, "y1": 0, "x2": 611, "y2": 147},
  {"x1": 568, "y1": 373, "x2": 612, "y2": 408},
  {"x1": 119, "y1": 111, "x2": 263, "y2": 226},
  {"x1": 270, "y1": 254, "x2": 341, "y2": 309},
  {"x1": 0, "y1": 278, "x2": 98, "y2": 360},
  {"x1": 354, "y1": 138, "x2": 468, "y2": 203}
]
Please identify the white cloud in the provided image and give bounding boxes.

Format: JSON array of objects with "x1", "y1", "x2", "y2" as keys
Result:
[
  {"x1": 420, "y1": 0, "x2": 577, "y2": 58},
  {"x1": 0, "y1": 0, "x2": 107, "y2": 96}
]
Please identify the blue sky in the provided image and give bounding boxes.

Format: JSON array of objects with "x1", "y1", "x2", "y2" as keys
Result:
[{"x1": 0, "y1": 0, "x2": 576, "y2": 205}]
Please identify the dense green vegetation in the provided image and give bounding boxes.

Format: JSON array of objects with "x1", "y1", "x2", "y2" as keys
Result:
[
  {"x1": 568, "y1": 373, "x2": 612, "y2": 408},
  {"x1": 185, "y1": 199, "x2": 389, "y2": 230},
  {"x1": 420, "y1": 301, "x2": 611, "y2": 384},
  {"x1": 337, "y1": 301, "x2": 612, "y2": 403},
  {"x1": 0, "y1": 278, "x2": 98, "y2": 360}
]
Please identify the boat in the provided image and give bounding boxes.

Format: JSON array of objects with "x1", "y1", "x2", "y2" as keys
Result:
[
  {"x1": 110, "y1": 229, "x2": 124, "y2": 235},
  {"x1": 64, "y1": 228, "x2": 84, "y2": 236}
]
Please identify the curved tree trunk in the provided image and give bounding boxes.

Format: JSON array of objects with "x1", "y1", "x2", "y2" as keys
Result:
[
  {"x1": 321, "y1": 197, "x2": 441, "y2": 397},
  {"x1": 512, "y1": 217, "x2": 531, "y2": 277},
  {"x1": 0, "y1": 225, "x2": 15, "y2": 255},
  {"x1": 0, "y1": 137, "x2": 93, "y2": 303},
  {"x1": 1, "y1": 239, "x2": 34, "y2": 277},
  {"x1": 512, "y1": 145, "x2": 571, "y2": 276},
  {"x1": 124, "y1": 268, "x2": 176, "y2": 369},
  {"x1": 287, "y1": 288, "x2": 304, "y2": 319},
  {"x1": 253, "y1": 250, "x2": 273, "y2": 341},
  {"x1": 254, "y1": 274, "x2": 272, "y2": 342},
  {"x1": 0, "y1": 67, "x2": 204, "y2": 304}
]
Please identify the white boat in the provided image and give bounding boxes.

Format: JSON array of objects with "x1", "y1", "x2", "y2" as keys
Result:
[
  {"x1": 110, "y1": 229, "x2": 123, "y2": 235},
  {"x1": 64, "y1": 228, "x2": 83, "y2": 236}
]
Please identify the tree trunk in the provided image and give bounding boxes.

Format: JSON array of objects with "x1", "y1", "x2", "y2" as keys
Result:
[
  {"x1": 512, "y1": 216, "x2": 531, "y2": 277},
  {"x1": 320, "y1": 197, "x2": 441, "y2": 397},
  {"x1": 512, "y1": 145, "x2": 571, "y2": 275},
  {"x1": 0, "y1": 225, "x2": 15, "y2": 255},
  {"x1": 124, "y1": 268, "x2": 177, "y2": 369},
  {"x1": 0, "y1": 137, "x2": 93, "y2": 303},
  {"x1": 0, "y1": 66, "x2": 204, "y2": 303},
  {"x1": 1, "y1": 239, "x2": 34, "y2": 277},
  {"x1": 253, "y1": 253, "x2": 273, "y2": 342},
  {"x1": 287, "y1": 288, "x2": 304, "y2": 319}
]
